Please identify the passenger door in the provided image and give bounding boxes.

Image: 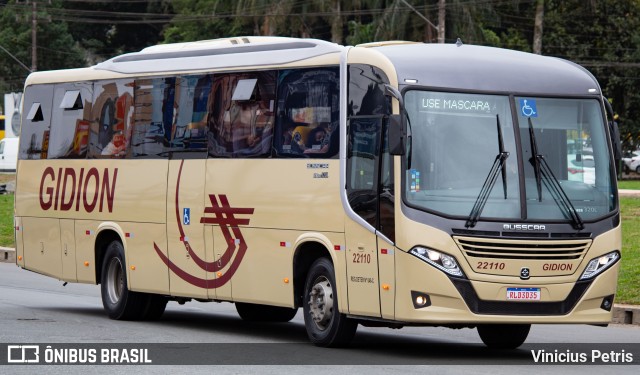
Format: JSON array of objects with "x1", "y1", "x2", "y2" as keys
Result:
[{"x1": 345, "y1": 116, "x2": 384, "y2": 317}]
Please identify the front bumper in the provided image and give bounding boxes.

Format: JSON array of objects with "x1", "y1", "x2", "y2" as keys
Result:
[{"x1": 394, "y1": 248, "x2": 620, "y2": 325}]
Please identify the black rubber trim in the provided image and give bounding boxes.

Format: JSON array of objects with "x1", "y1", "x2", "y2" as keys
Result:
[{"x1": 450, "y1": 278, "x2": 592, "y2": 316}]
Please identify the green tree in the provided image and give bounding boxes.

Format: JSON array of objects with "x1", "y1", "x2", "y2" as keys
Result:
[
  {"x1": 0, "y1": 0, "x2": 85, "y2": 94},
  {"x1": 543, "y1": 0, "x2": 640, "y2": 151},
  {"x1": 163, "y1": 0, "x2": 256, "y2": 43},
  {"x1": 62, "y1": 0, "x2": 171, "y2": 61}
]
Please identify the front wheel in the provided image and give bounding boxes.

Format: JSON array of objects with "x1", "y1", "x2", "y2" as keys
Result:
[
  {"x1": 303, "y1": 258, "x2": 357, "y2": 347},
  {"x1": 477, "y1": 324, "x2": 531, "y2": 349},
  {"x1": 100, "y1": 240, "x2": 149, "y2": 320}
]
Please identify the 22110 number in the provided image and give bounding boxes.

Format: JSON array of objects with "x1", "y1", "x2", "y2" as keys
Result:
[
  {"x1": 477, "y1": 261, "x2": 506, "y2": 270},
  {"x1": 353, "y1": 253, "x2": 371, "y2": 264}
]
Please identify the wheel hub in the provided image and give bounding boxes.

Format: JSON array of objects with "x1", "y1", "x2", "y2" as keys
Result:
[
  {"x1": 106, "y1": 258, "x2": 124, "y2": 304},
  {"x1": 308, "y1": 277, "x2": 334, "y2": 330}
]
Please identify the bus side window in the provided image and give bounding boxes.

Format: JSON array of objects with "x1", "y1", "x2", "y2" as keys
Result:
[
  {"x1": 207, "y1": 71, "x2": 276, "y2": 158},
  {"x1": 19, "y1": 84, "x2": 54, "y2": 160},
  {"x1": 129, "y1": 78, "x2": 171, "y2": 159},
  {"x1": 275, "y1": 68, "x2": 340, "y2": 158},
  {"x1": 88, "y1": 80, "x2": 134, "y2": 159},
  {"x1": 165, "y1": 75, "x2": 210, "y2": 159},
  {"x1": 47, "y1": 84, "x2": 92, "y2": 159}
]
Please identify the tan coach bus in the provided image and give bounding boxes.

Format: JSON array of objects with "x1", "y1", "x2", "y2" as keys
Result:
[{"x1": 14, "y1": 37, "x2": 622, "y2": 349}]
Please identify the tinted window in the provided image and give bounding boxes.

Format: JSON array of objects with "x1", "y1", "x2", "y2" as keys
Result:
[
  {"x1": 207, "y1": 71, "x2": 276, "y2": 158},
  {"x1": 275, "y1": 68, "x2": 339, "y2": 158},
  {"x1": 48, "y1": 83, "x2": 92, "y2": 159},
  {"x1": 347, "y1": 64, "x2": 394, "y2": 239},
  {"x1": 348, "y1": 64, "x2": 391, "y2": 116},
  {"x1": 89, "y1": 80, "x2": 134, "y2": 159},
  {"x1": 130, "y1": 77, "x2": 173, "y2": 158},
  {"x1": 167, "y1": 75, "x2": 210, "y2": 159},
  {"x1": 19, "y1": 84, "x2": 54, "y2": 160}
]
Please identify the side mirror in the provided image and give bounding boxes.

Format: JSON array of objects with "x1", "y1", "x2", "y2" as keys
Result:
[
  {"x1": 384, "y1": 85, "x2": 407, "y2": 156},
  {"x1": 388, "y1": 114, "x2": 405, "y2": 155}
]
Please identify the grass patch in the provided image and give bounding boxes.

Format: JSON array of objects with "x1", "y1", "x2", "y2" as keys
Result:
[
  {"x1": 0, "y1": 194, "x2": 14, "y2": 247},
  {"x1": 617, "y1": 180, "x2": 640, "y2": 190},
  {"x1": 0, "y1": 193, "x2": 638, "y2": 304},
  {"x1": 618, "y1": 197, "x2": 640, "y2": 304}
]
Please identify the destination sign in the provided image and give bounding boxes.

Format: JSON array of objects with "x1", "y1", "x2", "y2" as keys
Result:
[{"x1": 421, "y1": 97, "x2": 492, "y2": 113}]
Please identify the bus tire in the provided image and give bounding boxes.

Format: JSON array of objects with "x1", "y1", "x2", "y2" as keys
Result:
[
  {"x1": 235, "y1": 302, "x2": 298, "y2": 322},
  {"x1": 303, "y1": 257, "x2": 357, "y2": 347},
  {"x1": 477, "y1": 324, "x2": 530, "y2": 349},
  {"x1": 142, "y1": 295, "x2": 168, "y2": 320},
  {"x1": 100, "y1": 240, "x2": 148, "y2": 320}
]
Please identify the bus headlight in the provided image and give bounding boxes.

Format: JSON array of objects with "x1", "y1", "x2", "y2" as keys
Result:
[
  {"x1": 410, "y1": 247, "x2": 466, "y2": 278},
  {"x1": 579, "y1": 251, "x2": 620, "y2": 280}
]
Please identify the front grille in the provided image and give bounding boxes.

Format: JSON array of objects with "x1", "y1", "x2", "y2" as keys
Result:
[{"x1": 454, "y1": 236, "x2": 591, "y2": 261}]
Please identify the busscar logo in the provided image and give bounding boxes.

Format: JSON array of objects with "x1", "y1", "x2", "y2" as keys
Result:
[
  {"x1": 7, "y1": 345, "x2": 40, "y2": 363},
  {"x1": 520, "y1": 267, "x2": 531, "y2": 280},
  {"x1": 503, "y1": 224, "x2": 546, "y2": 231}
]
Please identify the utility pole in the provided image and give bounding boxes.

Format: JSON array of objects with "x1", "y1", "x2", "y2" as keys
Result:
[
  {"x1": 17, "y1": 1, "x2": 50, "y2": 72},
  {"x1": 399, "y1": 0, "x2": 444, "y2": 43},
  {"x1": 437, "y1": 0, "x2": 446, "y2": 44},
  {"x1": 31, "y1": 0, "x2": 37, "y2": 71},
  {"x1": 533, "y1": 0, "x2": 544, "y2": 54}
]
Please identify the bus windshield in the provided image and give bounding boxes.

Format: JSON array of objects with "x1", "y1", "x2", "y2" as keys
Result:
[
  {"x1": 404, "y1": 90, "x2": 615, "y2": 223},
  {"x1": 516, "y1": 96, "x2": 615, "y2": 221}
]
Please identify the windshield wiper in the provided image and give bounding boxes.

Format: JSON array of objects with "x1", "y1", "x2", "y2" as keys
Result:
[
  {"x1": 528, "y1": 117, "x2": 543, "y2": 201},
  {"x1": 465, "y1": 115, "x2": 509, "y2": 228},
  {"x1": 527, "y1": 118, "x2": 584, "y2": 230}
]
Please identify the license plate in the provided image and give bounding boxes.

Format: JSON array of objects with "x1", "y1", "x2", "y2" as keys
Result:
[{"x1": 506, "y1": 287, "x2": 541, "y2": 301}]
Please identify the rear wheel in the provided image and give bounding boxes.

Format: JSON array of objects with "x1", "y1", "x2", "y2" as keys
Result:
[
  {"x1": 235, "y1": 302, "x2": 298, "y2": 322},
  {"x1": 100, "y1": 240, "x2": 149, "y2": 320},
  {"x1": 303, "y1": 258, "x2": 357, "y2": 347},
  {"x1": 477, "y1": 324, "x2": 530, "y2": 349},
  {"x1": 636, "y1": 166, "x2": 640, "y2": 174}
]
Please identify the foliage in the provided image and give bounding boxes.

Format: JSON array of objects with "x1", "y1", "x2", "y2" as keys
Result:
[
  {"x1": 62, "y1": 0, "x2": 170, "y2": 62},
  {"x1": 162, "y1": 0, "x2": 243, "y2": 43},
  {"x1": 618, "y1": 197, "x2": 640, "y2": 304},
  {"x1": 0, "y1": 0, "x2": 85, "y2": 94},
  {"x1": 346, "y1": 20, "x2": 376, "y2": 45},
  {"x1": 542, "y1": 0, "x2": 640, "y2": 153}
]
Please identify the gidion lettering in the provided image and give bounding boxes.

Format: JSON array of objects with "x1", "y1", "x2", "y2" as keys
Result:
[
  {"x1": 39, "y1": 167, "x2": 118, "y2": 213},
  {"x1": 543, "y1": 263, "x2": 573, "y2": 271}
]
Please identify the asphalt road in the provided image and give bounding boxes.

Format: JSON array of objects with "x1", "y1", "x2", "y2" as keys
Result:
[{"x1": 0, "y1": 262, "x2": 638, "y2": 374}]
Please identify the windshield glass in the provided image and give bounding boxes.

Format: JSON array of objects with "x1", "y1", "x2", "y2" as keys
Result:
[
  {"x1": 517, "y1": 97, "x2": 615, "y2": 221},
  {"x1": 403, "y1": 91, "x2": 615, "y2": 223},
  {"x1": 404, "y1": 91, "x2": 521, "y2": 219}
]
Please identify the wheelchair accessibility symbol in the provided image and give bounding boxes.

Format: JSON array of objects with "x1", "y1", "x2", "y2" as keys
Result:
[
  {"x1": 519, "y1": 99, "x2": 538, "y2": 117},
  {"x1": 183, "y1": 208, "x2": 191, "y2": 225}
]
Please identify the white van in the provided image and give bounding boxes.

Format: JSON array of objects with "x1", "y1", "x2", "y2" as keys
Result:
[{"x1": 0, "y1": 137, "x2": 18, "y2": 172}]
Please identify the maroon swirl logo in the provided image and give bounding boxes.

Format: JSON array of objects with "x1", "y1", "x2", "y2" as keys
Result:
[{"x1": 153, "y1": 160, "x2": 254, "y2": 288}]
